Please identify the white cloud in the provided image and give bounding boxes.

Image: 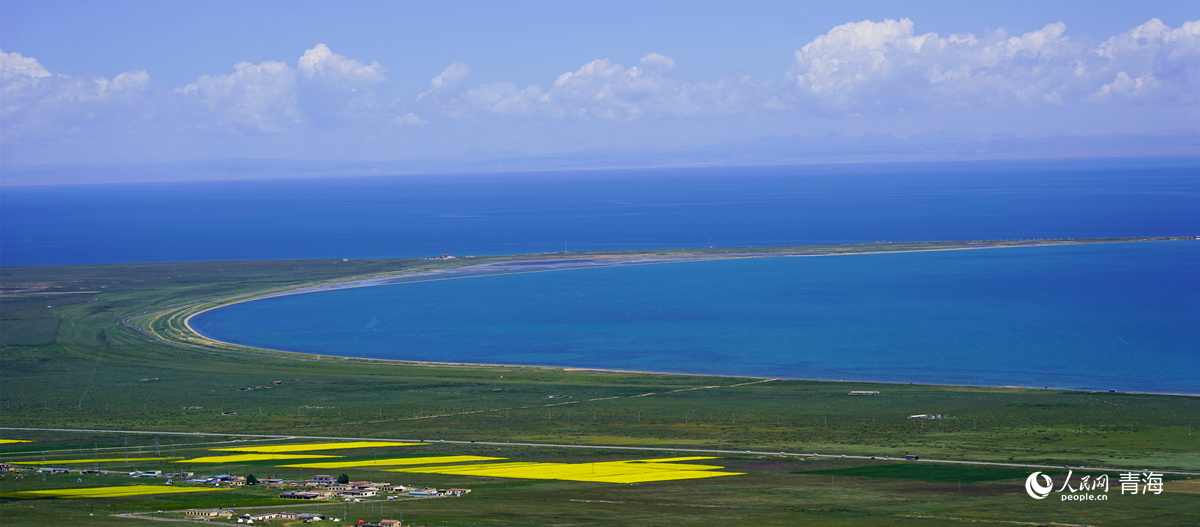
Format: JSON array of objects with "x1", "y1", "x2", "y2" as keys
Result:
[
  {"x1": 429, "y1": 18, "x2": 1200, "y2": 124},
  {"x1": 464, "y1": 82, "x2": 546, "y2": 116},
  {"x1": 177, "y1": 44, "x2": 390, "y2": 132},
  {"x1": 5, "y1": 19, "x2": 1200, "y2": 167},
  {"x1": 295, "y1": 44, "x2": 387, "y2": 127},
  {"x1": 178, "y1": 60, "x2": 300, "y2": 133},
  {"x1": 422, "y1": 62, "x2": 471, "y2": 96},
  {"x1": 789, "y1": 18, "x2": 935, "y2": 108},
  {"x1": 2, "y1": 49, "x2": 149, "y2": 101},
  {"x1": 1087, "y1": 19, "x2": 1200, "y2": 103},
  {"x1": 1089, "y1": 71, "x2": 1162, "y2": 102},
  {"x1": 1, "y1": 49, "x2": 52, "y2": 84},
  {"x1": 547, "y1": 53, "x2": 676, "y2": 119},
  {"x1": 787, "y1": 18, "x2": 1200, "y2": 114},
  {"x1": 297, "y1": 43, "x2": 385, "y2": 85},
  {"x1": 414, "y1": 62, "x2": 474, "y2": 119},
  {"x1": 463, "y1": 53, "x2": 754, "y2": 120},
  {"x1": 787, "y1": 19, "x2": 1089, "y2": 111},
  {"x1": 979, "y1": 22, "x2": 1071, "y2": 64},
  {"x1": 1, "y1": 49, "x2": 150, "y2": 145}
]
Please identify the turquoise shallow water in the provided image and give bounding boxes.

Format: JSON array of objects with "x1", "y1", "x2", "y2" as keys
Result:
[{"x1": 191, "y1": 242, "x2": 1199, "y2": 393}]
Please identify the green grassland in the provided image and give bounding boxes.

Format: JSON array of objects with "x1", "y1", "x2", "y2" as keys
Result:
[{"x1": 2, "y1": 238, "x2": 1198, "y2": 526}]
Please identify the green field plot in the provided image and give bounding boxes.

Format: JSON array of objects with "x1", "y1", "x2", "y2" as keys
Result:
[
  {"x1": 2, "y1": 240, "x2": 1197, "y2": 526},
  {"x1": 804, "y1": 463, "x2": 1034, "y2": 483},
  {"x1": 0, "y1": 485, "x2": 228, "y2": 499}
]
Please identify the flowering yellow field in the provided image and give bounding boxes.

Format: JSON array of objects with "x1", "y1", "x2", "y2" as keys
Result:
[
  {"x1": 281, "y1": 455, "x2": 506, "y2": 469},
  {"x1": 9, "y1": 457, "x2": 180, "y2": 465},
  {"x1": 0, "y1": 439, "x2": 32, "y2": 444},
  {"x1": 176, "y1": 454, "x2": 341, "y2": 463},
  {"x1": 390, "y1": 456, "x2": 743, "y2": 484},
  {"x1": 210, "y1": 441, "x2": 422, "y2": 453},
  {"x1": 0, "y1": 486, "x2": 228, "y2": 499}
]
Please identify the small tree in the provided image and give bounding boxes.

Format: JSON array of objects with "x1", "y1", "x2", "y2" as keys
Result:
[
  {"x1": 245, "y1": 474, "x2": 258, "y2": 485},
  {"x1": 337, "y1": 473, "x2": 349, "y2": 484}
]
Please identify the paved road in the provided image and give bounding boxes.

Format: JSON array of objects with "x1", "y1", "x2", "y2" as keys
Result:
[{"x1": 5, "y1": 426, "x2": 1197, "y2": 476}]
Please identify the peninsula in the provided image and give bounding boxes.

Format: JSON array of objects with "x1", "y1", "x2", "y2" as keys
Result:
[{"x1": 2, "y1": 236, "x2": 1197, "y2": 526}]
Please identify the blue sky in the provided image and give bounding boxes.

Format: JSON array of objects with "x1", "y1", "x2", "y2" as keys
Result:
[{"x1": 2, "y1": 0, "x2": 1198, "y2": 178}]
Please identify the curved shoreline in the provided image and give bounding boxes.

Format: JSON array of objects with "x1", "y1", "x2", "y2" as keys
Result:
[{"x1": 170, "y1": 237, "x2": 1198, "y2": 397}]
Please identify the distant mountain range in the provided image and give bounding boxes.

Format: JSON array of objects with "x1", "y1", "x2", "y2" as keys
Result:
[{"x1": 3, "y1": 130, "x2": 1198, "y2": 186}]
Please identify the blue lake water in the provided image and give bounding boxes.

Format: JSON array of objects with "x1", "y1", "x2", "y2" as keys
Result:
[
  {"x1": 3, "y1": 158, "x2": 1198, "y2": 266},
  {"x1": 6, "y1": 158, "x2": 1198, "y2": 391},
  {"x1": 191, "y1": 241, "x2": 1200, "y2": 393}
]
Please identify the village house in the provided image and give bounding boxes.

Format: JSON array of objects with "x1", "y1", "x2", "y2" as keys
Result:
[
  {"x1": 36, "y1": 467, "x2": 72, "y2": 474},
  {"x1": 184, "y1": 508, "x2": 232, "y2": 519},
  {"x1": 310, "y1": 474, "x2": 338, "y2": 486},
  {"x1": 279, "y1": 490, "x2": 328, "y2": 500},
  {"x1": 338, "y1": 488, "x2": 377, "y2": 498},
  {"x1": 248, "y1": 511, "x2": 317, "y2": 521}
]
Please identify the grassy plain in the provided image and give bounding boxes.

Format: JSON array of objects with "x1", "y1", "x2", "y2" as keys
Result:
[{"x1": 2, "y1": 238, "x2": 1198, "y2": 525}]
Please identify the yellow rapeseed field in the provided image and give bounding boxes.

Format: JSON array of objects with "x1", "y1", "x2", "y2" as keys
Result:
[
  {"x1": 176, "y1": 454, "x2": 341, "y2": 463},
  {"x1": 390, "y1": 456, "x2": 743, "y2": 484},
  {"x1": 0, "y1": 439, "x2": 32, "y2": 444},
  {"x1": 9, "y1": 457, "x2": 180, "y2": 465},
  {"x1": 281, "y1": 455, "x2": 506, "y2": 469},
  {"x1": 210, "y1": 441, "x2": 422, "y2": 453},
  {"x1": 0, "y1": 486, "x2": 228, "y2": 499}
]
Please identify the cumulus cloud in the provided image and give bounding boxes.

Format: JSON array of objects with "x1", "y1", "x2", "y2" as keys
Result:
[
  {"x1": 464, "y1": 82, "x2": 545, "y2": 116},
  {"x1": 2, "y1": 49, "x2": 149, "y2": 102},
  {"x1": 547, "y1": 53, "x2": 677, "y2": 119},
  {"x1": 1087, "y1": 19, "x2": 1200, "y2": 103},
  {"x1": 1, "y1": 49, "x2": 150, "y2": 145},
  {"x1": 297, "y1": 43, "x2": 385, "y2": 85},
  {"x1": 177, "y1": 60, "x2": 299, "y2": 133},
  {"x1": 462, "y1": 52, "x2": 755, "y2": 120},
  {"x1": 788, "y1": 19, "x2": 1080, "y2": 111},
  {"x1": 786, "y1": 18, "x2": 1200, "y2": 115},
  {"x1": 412, "y1": 62, "x2": 474, "y2": 121},
  {"x1": 1090, "y1": 71, "x2": 1162, "y2": 102},
  {"x1": 177, "y1": 43, "x2": 389, "y2": 132},
  {"x1": 295, "y1": 44, "x2": 386, "y2": 127},
  {"x1": 4, "y1": 19, "x2": 1199, "y2": 166},
  {"x1": 420, "y1": 62, "x2": 471, "y2": 99},
  {"x1": 1, "y1": 49, "x2": 53, "y2": 84}
]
